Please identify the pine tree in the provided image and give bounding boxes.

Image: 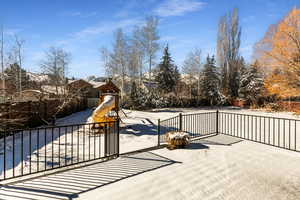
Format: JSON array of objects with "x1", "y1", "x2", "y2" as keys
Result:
[
  {"x1": 229, "y1": 56, "x2": 247, "y2": 97},
  {"x1": 201, "y1": 55, "x2": 225, "y2": 105},
  {"x1": 239, "y1": 61, "x2": 264, "y2": 105},
  {"x1": 155, "y1": 45, "x2": 179, "y2": 94},
  {"x1": 129, "y1": 81, "x2": 139, "y2": 108},
  {"x1": 5, "y1": 63, "x2": 29, "y2": 91}
]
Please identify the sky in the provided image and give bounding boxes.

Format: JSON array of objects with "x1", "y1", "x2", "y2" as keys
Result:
[{"x1": 1, "y1": 0, "x2": 299, "y2": 78}]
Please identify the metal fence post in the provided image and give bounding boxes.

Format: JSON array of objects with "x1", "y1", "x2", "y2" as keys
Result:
[
  {"x1": 104, "y1": 124, "x2": 108, "y2": 156},
  {"x1": 157, "y1": 119, "x2": 161, "y2": 146},
  {"x1": 179, "y1": 113, "x2": 183, "y2": 131},
  {"x1": 117, "y1": 119, "x2": 120, "y2": 156},
  {"x1": 216, "y1": 110, "x2": 219, "y2": 134}
]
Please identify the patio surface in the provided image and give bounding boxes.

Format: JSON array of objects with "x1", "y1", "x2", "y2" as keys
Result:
[{"x1": 1, "y1": 134, "x2": 300, "y2": 200}]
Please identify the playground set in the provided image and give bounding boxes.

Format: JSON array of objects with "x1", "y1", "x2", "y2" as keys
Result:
[{"x1": 91, "y1": 79, "x2": 120, "y2": 129}]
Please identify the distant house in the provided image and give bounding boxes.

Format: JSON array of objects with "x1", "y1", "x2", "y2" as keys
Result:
[
  {"x1": 67, "y1": 79, "x2": 95, "y2": 97},
  {"x1": 90, "y1": 79, "x2": 119, "y2": 94},
  {"x1": 141, "y1": 81, "x2": 159, "y2": 92},
  {"x1": 67, "y1": 79, "x2": 113, "y2": 98},
  {"x1": 88, "y1": 80, "x2": 106, "y2": 97},
  {"x1": 67, "y1": 79, "x2": 120, "y2": 104},
  {"x1": 67, "y1": 78, "x2": 120, "y2": 108}
]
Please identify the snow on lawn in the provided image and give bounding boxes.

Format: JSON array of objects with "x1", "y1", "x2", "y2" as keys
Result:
[{"x1": 1, "y1": 106, "x2": 300, "y2": 181}]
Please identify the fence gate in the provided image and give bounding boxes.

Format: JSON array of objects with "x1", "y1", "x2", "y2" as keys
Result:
[{"x1": 0, "y1": 120, "x2": 119, "y2": 182}]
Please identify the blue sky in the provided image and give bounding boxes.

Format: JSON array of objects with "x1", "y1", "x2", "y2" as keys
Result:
[{"x1": 1, "y1": 0, "x2": 299, "y2": 78}]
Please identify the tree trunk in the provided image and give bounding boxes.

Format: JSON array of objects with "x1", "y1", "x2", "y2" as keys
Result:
[{"x1": 149, "y1": 56, "x2": 152, "y2": 80}]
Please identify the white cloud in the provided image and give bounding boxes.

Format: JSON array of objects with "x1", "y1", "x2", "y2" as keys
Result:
[
  {"x1": 154, "y1": 0, "x2": 206, "y2": 17},
  {"x1": 3, "y1": 28, "x2": 22, "y2": 36},
  {"x1": 49, "y1": 17, "x2": 143, "y2": 56},
  {"x1": 73, "y1": 18, "x2": 143, "y2": 39},
  {"x1": 59, "y1": 11, "x2": 97, "y2": 18}
]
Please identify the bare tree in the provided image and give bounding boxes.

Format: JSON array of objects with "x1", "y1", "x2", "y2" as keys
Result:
[
  {"x1": 14, "y1": 35, "x2": 25, "y2": 94},
  {"x1": 128, "y1": 26, "x2": 145, "y2": 85},
  {"x1": 101, "y1": 47, "x2": 114, "y2": 78},
  {"x1": 128, "y1": 45, "x2": 140, "y2": 80},
  {"x1": 216, "y1": 8, "x2": 242, "y2": 97},
  {"x1": 217, "y1": 15, "x2": 229, "y2": 94},
  {"x1": 141, "y1": 16, "x2": 160, "y2": 80},
  {"x1": 110, "y1": 28, "x2": 129, "y2": 98},
  {"x1": 40, "y1": 47, "x2": 71, "y2": 95},
  {"x1": 182, "y1": 48, "x2": 202, "y2": 97},
  {"x1": 7, "y1": 34, "x2": 25, "y2": 95},
  {"x1": 1, "y1": 26, "x2": 4, "y2": 99}
]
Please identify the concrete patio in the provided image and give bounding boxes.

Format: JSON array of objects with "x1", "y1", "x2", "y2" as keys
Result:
[{"x1": 1, "y1": 135, "x2": 300, "y2": 200}]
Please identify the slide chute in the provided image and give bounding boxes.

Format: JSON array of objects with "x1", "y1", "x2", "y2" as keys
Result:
[{"x1": 92, "y1": 95, "x2": 116, "y2": 124}]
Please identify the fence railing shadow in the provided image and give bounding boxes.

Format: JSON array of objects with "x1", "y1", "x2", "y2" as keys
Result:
[
  {"x1": 194, "y1": 134, "x2": 244, "y2": 146},
  {"x1": 0, "y1": 151, "x2": 180, "y2": 200}
]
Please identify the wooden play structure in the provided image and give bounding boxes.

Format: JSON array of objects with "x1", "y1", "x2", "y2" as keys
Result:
[{"x1": 91, "y1": 79, "x2": 120, "y2": 127}]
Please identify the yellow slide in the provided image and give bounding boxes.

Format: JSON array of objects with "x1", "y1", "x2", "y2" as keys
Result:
[{"x1": 92, "y1": 95, "x2": 116, "y2": 125}]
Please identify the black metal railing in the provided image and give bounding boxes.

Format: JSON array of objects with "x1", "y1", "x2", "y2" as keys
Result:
[
  {"x1": 219, "y1": 112, "x2": 300, "y2": 152},
  {"x1": 0, "y1": 120, "x2": 119, "y2": 182},
  {"x1": 158, "y1": 112, "x2": 218, "y2": 144},
  {"x1": 158, "y1": 111, "x2": 300, "y2": 152}
]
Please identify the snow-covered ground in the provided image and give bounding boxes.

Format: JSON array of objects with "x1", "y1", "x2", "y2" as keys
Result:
[
  {"x1": 1, "y1": 107, "x2": 300, "y2": 181},
  {"x1": 1, "y1": 106, "x2": 300, "y2": 199},
  {"x1": 120, "y1": 107, "x2": 300, "y2": 153},
  {"x1": 1, "y1": 135, "x2": 300, "y2": 200}
]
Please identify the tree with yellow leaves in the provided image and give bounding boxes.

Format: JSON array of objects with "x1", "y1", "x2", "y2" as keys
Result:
[{"x1": 254, "y1": 8, "x2": 300, "y2": 98}]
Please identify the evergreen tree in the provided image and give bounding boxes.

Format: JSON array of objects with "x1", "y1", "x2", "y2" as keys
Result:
[
  {"x1": 4, "y1": 63, "x2": 30, "y2": 91},
  {"x1": 129, "y1": 81, "x2": 140, "y2": 108},
  {"x1": 201, "y1": 55, "x2": 225, "y2": 105},
  {"x1": 155, "y1": 45, "x2": 179, "y2": 94},
  {"x1": 239, "y1": 61, "x2": 264, "y2": 105},
  {"x1": 229, "y1": 56, "x2": 247, "y2": 97}
]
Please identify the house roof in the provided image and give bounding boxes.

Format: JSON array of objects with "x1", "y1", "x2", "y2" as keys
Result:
[
  {"x1": 95, "y1": 79, "x2": 120, "y2": 93},
  {"x1": 67, "y1": 78, "x2": 119, "y2": 92},
  {"x1": 68, "y1": 79, "x2": 93, "y2": 87},
  {"x1": 88, "y1": 80, "x2": 106, "y2": 89}
]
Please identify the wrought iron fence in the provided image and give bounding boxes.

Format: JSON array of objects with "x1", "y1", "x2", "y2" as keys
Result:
[
  {"x1": 219, "y1": 112, "x2": 300, "y2": 152},
  {"x1": 158, "y1": 111, "x2": 300, "y2": 152},
  {"x1": 158, "y1": 112, "x2": 218, "y2": 144},
  {"x1": 0, "y1": 120, "x2": 119, "y2": 182}
]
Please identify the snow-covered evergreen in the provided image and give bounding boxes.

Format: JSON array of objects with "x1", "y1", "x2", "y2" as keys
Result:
[
  {"x1": 155, "y1": 45, "x2": 180, "y2": 94},
  {"x1": 201, "y1": 55, "x2": 226, "y2": 105},
  {"x1": 239, "y1": 61, "x2": 264, "y2": 104}
]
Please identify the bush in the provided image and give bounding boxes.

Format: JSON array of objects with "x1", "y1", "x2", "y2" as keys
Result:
[{"x1": 263, "y1": 103, "x2": 283, "y2": 112}]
